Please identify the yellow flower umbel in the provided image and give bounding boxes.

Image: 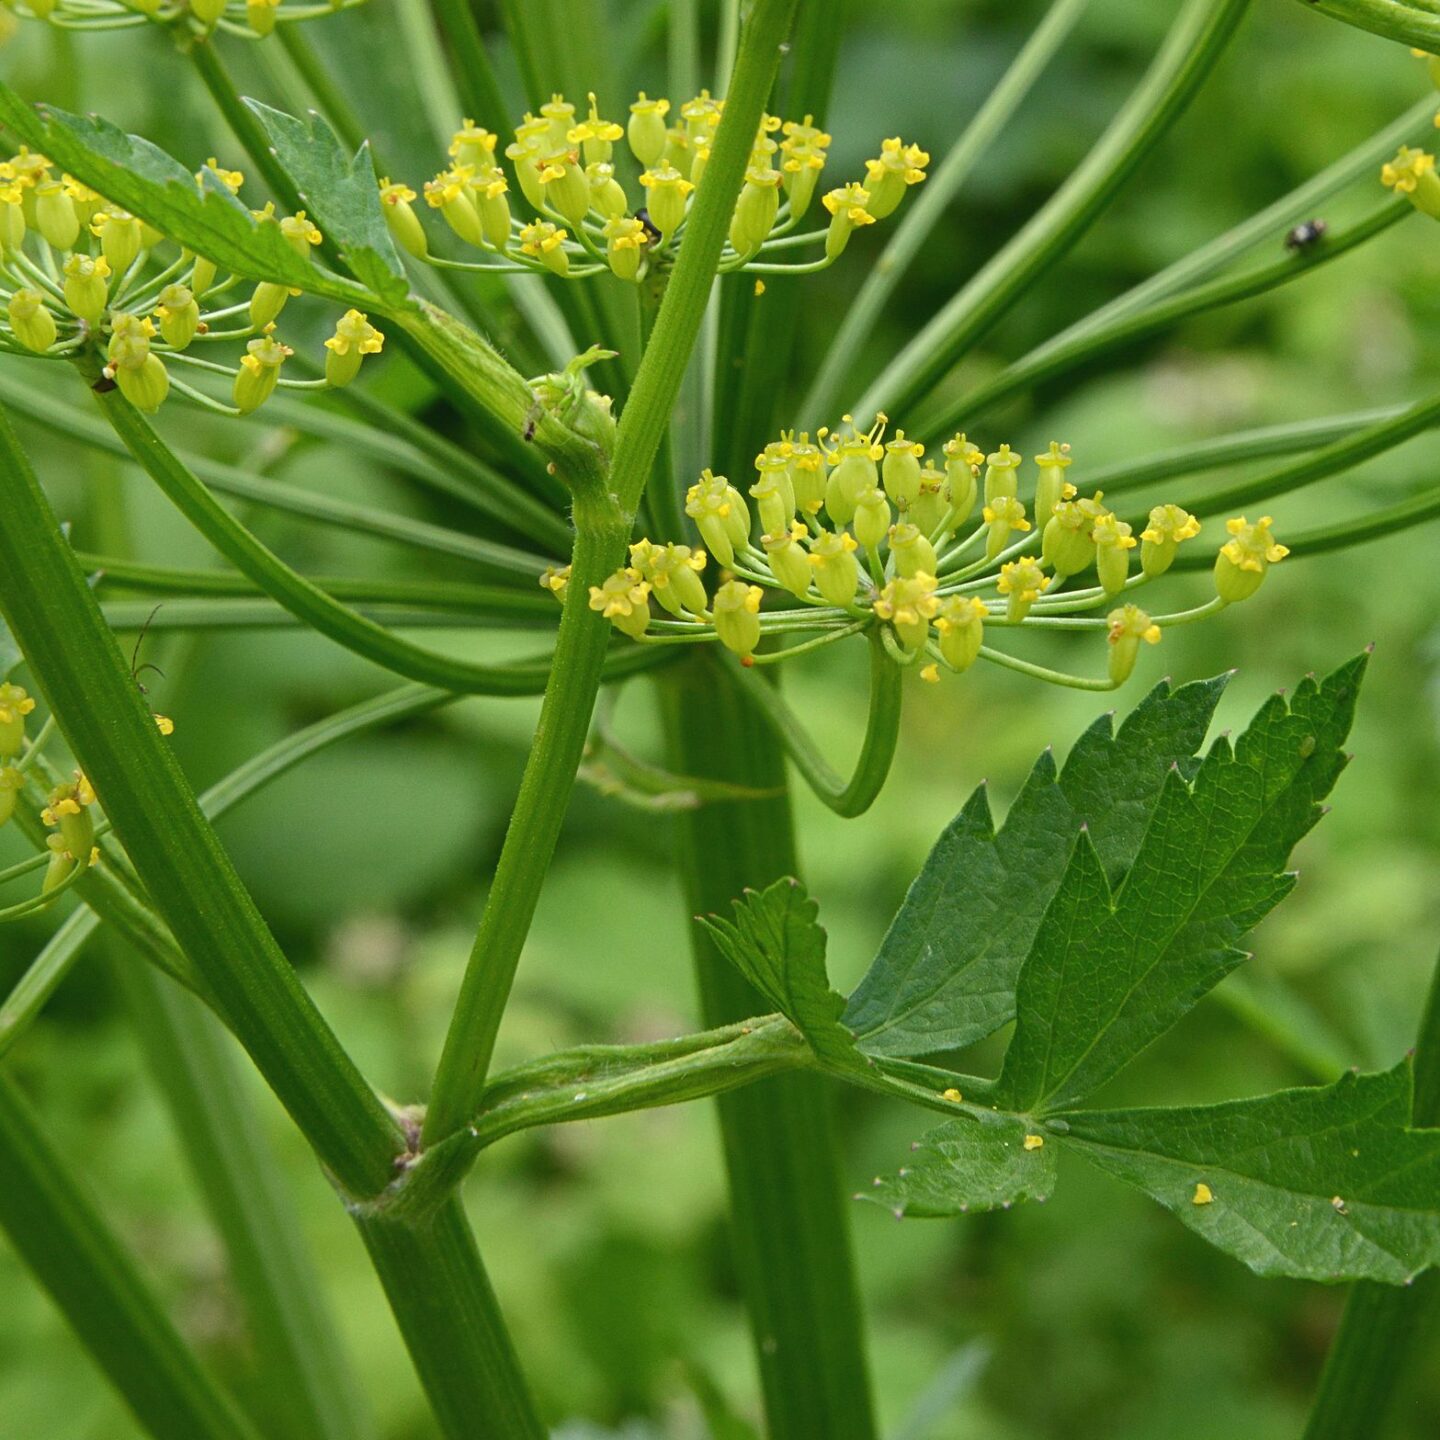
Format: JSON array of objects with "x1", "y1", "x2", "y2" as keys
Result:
[
  {"x1": 0, "y1": 682, "x2": 37, "y2": 758},
  {"x1": 589, "y1": 568, "x2": 653, "y2": 639},
  {"x1": 822, "y1": 182, "x2": 875, "y2": 260},
  {"x1": 1139, "y1": 503, "x2": 1201, "y2": 577},
  {"x1": 1381, "y1": 145, "x2": 1440, "y2": 219},
  {"x1": 863, "y1": 137, "x2": 929, "y2": 219},
  {"x1": 1107, "y1": 604, "x2": 1162, "y2": 685},
  {"x1": 1215, "y1": 515, "x2": 1288, "y2": 602},
  {"x1": 996, "y1": 557, "x2": 1049, "y2": 622},
  {"x1": 379, "y1": 178, "x2": 428, "y2": 259},
  {"x1": 936, "y1": 596, "x2": 986, "y2": 673},
  {"x1": 519, "y1": 220, "x2": 570, "y2": 274},
  {"x1": 324, "y1": 309, "x2": 384, "y2": 387},
  {"x1": 713, "y1": 579, "x2": 764, "y2": 660},
  {"x1": 685, "y1": 469, "x2": 750, "y2": 566},
  {"x1": 873, "y1": 573, "x2": 940, "y2": 651},
  {"x1": 234, "y1": 329, "x2": 293, "y2": 414}
]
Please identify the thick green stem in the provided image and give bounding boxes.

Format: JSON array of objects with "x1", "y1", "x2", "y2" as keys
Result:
[
  {"x1": 1302, "y1": 951, "x2": 1440, "y2": 1438},
  {"x1": 0, "y1": 403, "x2": 402, "y2": 1198},
  {"x1": 663, "y1": 656, "x2": 878, "y2": 1440},
  {"x1": 354, "y1": 1197, "x2": 545, "y2": 1440},
  {"x1": 422, "y1": 0, "x2": 801, "y2": 1145},
  {"x1": 113, "y1": 959, "x2": 375, "y2": 1440},
  {"x1": 0, "y1": 1072, "x2": 263, "y2": 1440}
]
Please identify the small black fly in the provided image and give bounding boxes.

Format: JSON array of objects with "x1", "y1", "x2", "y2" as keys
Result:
[{"x1": 1284, "y1": 218, "x2": 1328, "y2": 252}]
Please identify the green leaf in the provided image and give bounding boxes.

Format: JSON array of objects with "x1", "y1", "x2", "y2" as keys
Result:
[
  {"x1": 242, "y1": 100, "x2": 410, "y2": 308},
  {"x1": 857, "y1": 1112, "x2": 1057, "y2": 1219},
  {"x1": 844, "y1": 675, "x2": 1228, "y2": 1057},
  {"x1": 1060, "y1": 1064, "x2": 1440, "y2": 1283},
  {"x1": 997, "y1": 656, "x2": 1366, "y2": 1112},
  {"x1": 700, "y1": 878, "x2": 865, "y2": 1072},
  {"x1": 0, "y1": 85, "x2": 374, "y2": 309}
]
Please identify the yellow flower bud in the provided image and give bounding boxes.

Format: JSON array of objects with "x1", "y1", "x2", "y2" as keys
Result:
[
  {"x1": 426, "y1": 166, "x2": 485, "y2": 247},
  {"x1": 873, "y1": 572, "x2": 939, "y2": 651},
  {"x1": 539, "y1": 149, "x2": 592, "y2": 227},
  {"x1": 1139, "y1": 503, "x2": 1201, "y2": 578},
  {"x1": 942, "y1": 434, "x2": 982, "y2": 529},
  {"x1": 822, "y1": 182, "x2": 876, "y2": 259},
  {"x1": 249, "y1": 280, "x2": 292, "y2": 330},
  {"x1": 62, "y1": 252, "x2": 110, "y2": 323},
  {"x1": 824, "y1": 427, "x2": 881, "y2": 525},
  {"x1": 762, "y1": 522, "x2": 814, "y2": 599},
  {"x1": 188, "y1": 252, "x2": 219, "y2": 295},
  {"x1": 379, "y1": 179, "x2": 428, "y2": 259},
  {"x1": 540, "y1": 93, "x2": 576, "y2": 150},
  {"x1": 809, "y1": 530, "x2": 860, "y2": 607},
  {"x1": 628, "y1": 93, "x2": 671, "y2": 168},
  {"x1": 589, "y1": 567, "x2": 652, "y2": 639},
  {"x1": 234, "y1": 331, "x2": 292, "y2": 414},
  {"x1": 909, "y1": 463, "x2": 948, "y2": 535},
  {"x1": 573, "y1": 94, "x2": 624, "y2": 167},
  {"x1": 33, "y1": 177, "x2": 79, "y2": 250},
  {"x1": 780, "y1": 115, "x2": 831, "y2": 219},
  {"x1": 587, "y1": 162, "x2": 629, "y2": 220},
  {"x1": 632, "y1": 540, "x2": 709, "y2": 616},
  {"x1": 1091, "y1": 513, "x2": 1136, "y2": 594},
  {"x1": 713, "y1": 579, "x2": 763, "y2": 659},
  {"x1": 8, "y1": 288, "x2": 57, "y2": 353},
  {"x1": 602, "y1": 214, "x2": 649, "y2": 281},
  {"x1": 155, "y1": 283, "x2": 199, "y2": 350},
  {"x1": 0, "y1": 683, "x2": 38, "y2": 758},
  {"x1": 42, "y1": 774, "x2": 95, "y2": 863},
  {"x1": 996, "y1": 558, "x2": 1048, "y2": 622},
  {"x1": 882, "y1": 430, "x2": 924, "y2": 505},
  {"x1": 983, "y1": 443, "x2": 1022, "y2": 503},
  {"x1": 1107, "y1": 604, "x2": 1162, "y2": 685},
  {"x1": 449, "y1": 120, "x2": 499, "y2": 171},
  {"x1": 936, "y1": 596, "x2": 986, "y2": 672},
  {"x1": 519, "y1": 220, "x2": 570, "y2": 275},
  {"x1": 853, "y1": 487, "x2": 892, "y2": 549},
  {"x1": 889, "y1": 521, "x2": 938, "y2": 578},
  {"x1": 729, "y1": 165, "x2": 781, "y2": 257},
  {"x1": 982, "y1": 495, "x2": 1030, "y2": 560},
  {"x1": 0, "y1": 766, "x2": 22, "y2": 829},
  {"x1": 1214, "y1": 515, "x2": 1288, "y2": 603},
  {"x1": 1381, "y1": 145, "x2": 1440, "y2": 219},
  {"x1": 1042, "y1": 499, "x2": 1096, "y2": 579},
  {"x1": 1033, "y1": 441, "x2": 1073, "y2": 521},
  {"x1": 539, "y1": 564, "x2": 570, "y2": 603},
  {"x1": 323, "y1": 308, "x2": 384, "y2": 386},
  {"x1": 863, "y1": 137, "x2": 929, "y2": 218},
  {"x1": 638, "y1": 162, "x2": 693, "y2": 238}
]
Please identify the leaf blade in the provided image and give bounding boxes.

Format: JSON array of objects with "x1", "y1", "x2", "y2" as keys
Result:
[
  {"x1": 1060, "y1": 1064, "x2": 1440, "y2": 1284},
  {"x1": 844, "y1": 674, "x2": 1229, "y2": 1057}
]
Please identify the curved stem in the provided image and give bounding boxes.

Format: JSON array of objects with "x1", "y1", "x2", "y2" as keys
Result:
[
  {"x1": 799, "y1": 0, "x2": 1091, "y2": 424},
  {"x1": 924, "y1": 201, "x2": 1408, "y2": 433},
  {"x1": 727, "y1": 630, "x2": 902, "y2": 818},
  {"x1": 853, "y1": 0, "x2": 1250, "y2": 422}
]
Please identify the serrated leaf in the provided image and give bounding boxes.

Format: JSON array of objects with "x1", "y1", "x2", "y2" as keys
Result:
[
  {"x1": 857, "y1": 1112, "x2": 1056, "y2": 1218},
  {"x1": 0, "y1": 84, "x2": 375, "y2": 309},
  {"x1": 1060, "y1": 1064, "x2": 1440, "y2": 1283},
  {"x1": 700, "y1": 879, "x2": 864, "y2": 1072},
  {"x1": 997, "y1": 656, "x2": 1366, "y2": 1112},
  {"x1": 242, "y1": 100, "x2": 409, "y2": 307},
  {"x1": 844, "y1": 675, "x2": 1228, "y2": 1057}
]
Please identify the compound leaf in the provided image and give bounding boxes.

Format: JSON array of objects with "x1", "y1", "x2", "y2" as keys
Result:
[
  {"x1": 701, "y1": 879, "x2": 864, "y2": 1073},
  {"x1": 997, "y1": 656, "x2": 1366, "y2": 1112},
  {"x1": 844, "y1": 674, "x2": 1228, "y2": 1058},
  {"x1": 1061, "y1": 1064, "x2": 1440, "y2": 1283}
]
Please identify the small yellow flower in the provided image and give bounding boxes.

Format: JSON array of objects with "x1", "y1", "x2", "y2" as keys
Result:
[
  {"x1": 864, "y1": 136, "x2": 929, "y2": 218},
  {"x1": 1139, "y1": 503, "x2": 1201, "y2": 577},
  {"x1": 873, "y1": 572, "x2": 939, "y2": 651},
  {"x1": 324, "y1": 309, "x2": 384, "y2": 387},
  {"x1": 996, "y1": 557, "x2": 1049, "y2": 622},
  {"x1": 519, "y1": 220, "x2": 570, "y2": 275},
  {"x1": 821, "y1": 181, "x2": 876, "y2": 259},
  {"x1": 1381, "y1": 145, "x2": 1440, "y2": 218},
  {"x1": 712, "y1": 579, "x2": 764, "y2": 660},
  {"x1": 588, "y1": 567, "x2": 653, "y2": 639},
  {"x1": 540, "y1": 564, "x2": 571, "y2": 602},
  {"x1": 935, "y1": 596, "x2": 986, "y2": 673},
  {"x1": 1215, "y1": 515, "x2": 1288, "y2": 603},
  {"x1": 197, "y1": 157, "x2": 245, "y2": 194},
  {"x1": 1106, "y1": 604, "x2": 1161, "y2": 685}
]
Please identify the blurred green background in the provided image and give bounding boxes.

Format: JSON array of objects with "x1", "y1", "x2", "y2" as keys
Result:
[{"x1": 3, "y1": 0, "x2": 1440, "y2": 1436}]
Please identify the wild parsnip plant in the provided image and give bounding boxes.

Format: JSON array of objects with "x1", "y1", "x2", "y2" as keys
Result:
[{"x1": 2, "y1": 0, "x2": 1440, "y2": 1437}]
